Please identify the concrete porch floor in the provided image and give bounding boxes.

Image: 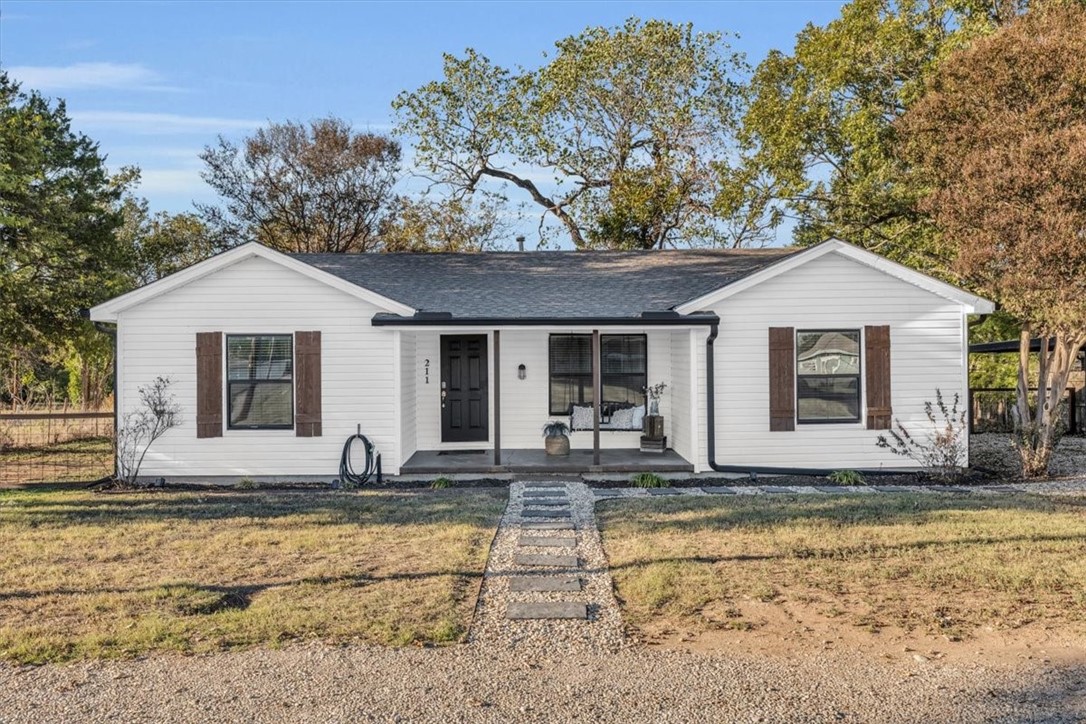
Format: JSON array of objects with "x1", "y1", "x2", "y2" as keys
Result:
[{"x1": 400, "y1": 448, "x2": 693, "y2": 475}]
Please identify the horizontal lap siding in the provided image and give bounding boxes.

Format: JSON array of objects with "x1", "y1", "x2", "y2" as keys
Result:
[
  {"x1": 669, "y1": 330, "x2": 693, "y2": 463},
  {"x1": 701, "y1": 252, "x2": 965, "y2": 470},
  {"x1": 117, "y1": 255, "x2": 399, "y2": 478},
  {"x1": 400, "y1": 333, "x2": 417, "y2": 465}
]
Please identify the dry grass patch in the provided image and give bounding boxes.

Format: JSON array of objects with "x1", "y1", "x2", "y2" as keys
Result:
[
  {"x1": 0, "y1": 486, "x2": 505, "y2": 664},
  {"x1": 598, "y1": 494, "x2": 1086, "y2": 642}
]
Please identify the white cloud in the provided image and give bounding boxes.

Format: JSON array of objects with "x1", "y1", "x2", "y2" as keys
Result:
[
  {"x1": 135, "y1": 168, "x2": 212, "y2": 197},
  {"x1": 7, "y1": 62, "x2": 179, "y2": 92},
  {"x1": 71, "y1": 111, "x2": 264, "y2": 135}
]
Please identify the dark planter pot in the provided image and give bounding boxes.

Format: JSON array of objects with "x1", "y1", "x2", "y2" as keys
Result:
[
  {"x1": 643, "y1": 415, "x2": 665, "y2": 440},
  {"x1": 545, "y1": 434, "x2": 570, "y2": 456}
]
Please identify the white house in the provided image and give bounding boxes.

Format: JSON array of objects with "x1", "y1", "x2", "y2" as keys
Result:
[{"x1": 88, "y1": 240, "x2": 994, "y2": 482}]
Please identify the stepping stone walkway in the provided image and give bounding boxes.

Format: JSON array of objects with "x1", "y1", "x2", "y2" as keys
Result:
[{"x1": 468, "y1": 480, "x2": 627, "y2": 653}]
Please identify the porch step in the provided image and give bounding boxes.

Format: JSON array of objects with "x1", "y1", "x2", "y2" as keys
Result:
[
  {"x1": 508, "y1": 576, "x2": 583, "y2": 592},
  {"x1": 514, "y1": 553, "x2": 579, "y2": 568},
  {"x1": 506, "y1": 602, "x2": 587, "y2": 620},
  {"x1": 519, "y1": 535, "x2": 576, "y2": 548},
  {"x1": 521, "y1": 521, "x2": 575, "y2": 531}
]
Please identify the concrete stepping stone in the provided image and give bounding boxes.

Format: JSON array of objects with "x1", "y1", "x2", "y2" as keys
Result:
[
  {"x1": 513, "y1": 553, "x2": 578, "y2": 567},
  {"x1": 814, "y1": 486, "x2": 860, "y2": 494},
  {"x1": 519, "y1": 535, "x2": 576, "y2": 548},
  {"x1": 523, "y1": 489, "x2": 569, "y2": 498},
  {"x1": 506, "y1": 602, "x2": 587, "y2": 620},
  {"x1": 521, "y1": 521, "x2": 575, "y2": 531},
  {"x1": 523, "y1": 481, "x2": 567, "y2": 489},
  {"x1": 524, "y1": 501, "x2": 568, "y2": 507},
  {"x1": 508, "y1": 576, "x2": 582, "y2": 592},
  {"x1": 700, "y1": 486, "x2": 737, "y2": 495},
  {"x1": 591, "y1": 489, "x2": 623, "y2": 497},
  {"x1": 759, "y1": 486, "x2": 795, "y2": 494},
  {"x1": 522, "y1": 509, "x2": 571, "y2": 518},
  {"x1": 645, "y1": 488, "x2": 681, "y2": 495}
]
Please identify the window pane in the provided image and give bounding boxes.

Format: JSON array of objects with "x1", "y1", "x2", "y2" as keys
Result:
[
  {"x1": 229, "y1": 382, "x2": 293, "y2": 427},
  {"x1": 797, "y1": 376, "x2": 860, "y2": 421},
  {"x1": 797, "y1": 331, "x2": 860, "y2": 375},
  {"x1": 549, "y1": 335, "x2": 591, "y2": 375},
  {"x1": 228, "y1": 335, "x2": 293, "y2": 381},
  {"x1": 601, "y1": 335, "x2": 646, "y2": 374},
  {"x1": 601, "y1": 373, "x2": 646, "y2": 407},
  {"x1": 550, "y1": 375, "x2": 593, "y2": 415}
]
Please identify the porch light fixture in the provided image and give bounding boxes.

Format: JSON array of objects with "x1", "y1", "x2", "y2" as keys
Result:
[{"x1": 518, "y1": 364, "x2": 527, "y2": 380}]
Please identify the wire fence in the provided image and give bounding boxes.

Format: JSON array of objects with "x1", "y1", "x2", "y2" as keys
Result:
[{"x1": 0, "y1": 411, "x2": 115, "y2": 486}]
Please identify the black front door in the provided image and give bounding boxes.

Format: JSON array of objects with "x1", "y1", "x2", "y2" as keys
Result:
[{"x1": 441, "y1": 335, "x2": 489, "y2": 443}]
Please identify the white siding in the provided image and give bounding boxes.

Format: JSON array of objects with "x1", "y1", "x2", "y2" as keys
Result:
[
  {"x1": 116, "y1": 255, "x2": 401, "y2": 479},
  {"x1": 399, "y1": 332, "x2": 417, "y2": 465},
  {"x1": 668, "y1": 329, "x2": 694, "y2": 463},
  {"x1": 698, "y1": 250, "x2": 967, "y2": 470}
]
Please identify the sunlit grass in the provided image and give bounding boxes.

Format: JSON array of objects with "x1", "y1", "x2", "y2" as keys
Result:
[
  {"x1": 0, "y1": 487, "x2": 504, "y2": 664},
  {"x1": 598, "y1": 494, "x2": 1086, "y2": 640}
]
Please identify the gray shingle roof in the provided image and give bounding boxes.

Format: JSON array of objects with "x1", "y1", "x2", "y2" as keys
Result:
[{"x1": 291, "y1": 248, "x2": 799, "y2": 319}]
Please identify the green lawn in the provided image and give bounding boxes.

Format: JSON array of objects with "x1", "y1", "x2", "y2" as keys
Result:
[
  {"x1": 0, "y1": 487, "x2": 505, "y2": 664},
  {"x1": 598, "y1": 493, "x2": 1086, "y2": 641}
]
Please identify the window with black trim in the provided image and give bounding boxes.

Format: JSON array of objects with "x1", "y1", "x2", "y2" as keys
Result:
[
  {"x1": 227, "y1": 334, "x2": 294, "y2": 429},
  {"x1": 796, "y1": 329, "x2": 861, "y2": 423},
  {"x1": 548, "y1": 334, "x2": 647, "y2": 417}
]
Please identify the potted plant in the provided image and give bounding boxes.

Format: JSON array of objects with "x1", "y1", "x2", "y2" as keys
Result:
[{"x1": 542, "y1": 420, "x2": 571, "y2": 456}]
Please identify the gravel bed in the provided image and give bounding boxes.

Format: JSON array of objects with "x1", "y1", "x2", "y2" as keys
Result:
[
  {"x1": 1, "y1": 642, "x2": 1082, "y2": 723},
  {"x1": 469, "y1": 481, "x2": 627, "y2": 654},
  {"x1": 970, "y1": 433, "x2": 1086, "y2": 480}
]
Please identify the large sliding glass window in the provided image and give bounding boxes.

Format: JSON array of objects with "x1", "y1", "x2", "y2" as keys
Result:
[
  {"x1": 227, "y1": 335, "x2": 294, "y2": 429},
  {"x1": 548, "y1": 334, "x2": 647, "y2": 416},
  {"x1": 796, "y1": 329, "x2": 861, "y2": 423}
]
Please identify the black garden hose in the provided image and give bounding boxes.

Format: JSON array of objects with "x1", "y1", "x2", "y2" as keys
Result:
[{"x1": 339, "y1": 433, "x2": 382, "y2": 487}]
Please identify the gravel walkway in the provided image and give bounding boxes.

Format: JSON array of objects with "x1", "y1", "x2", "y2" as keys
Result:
[
  {"x1": 592, "y1": 478, "x2": 1086, "y2": 500},
  {"x1": 469, "y1": 480, "x2": 626, "y2": 653}
]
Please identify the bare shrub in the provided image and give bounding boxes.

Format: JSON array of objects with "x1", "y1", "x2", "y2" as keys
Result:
[
  {"x1": 876, "y1": 390, "x2": 967, "y2": 481},
  {"x1": 116, "y1": 377, "x2": 181, "y2": 486}
]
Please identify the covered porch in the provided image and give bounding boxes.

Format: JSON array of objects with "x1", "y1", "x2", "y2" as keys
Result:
[{"x1": 400, "y1": 447, "x2": 694, "y2": 475}]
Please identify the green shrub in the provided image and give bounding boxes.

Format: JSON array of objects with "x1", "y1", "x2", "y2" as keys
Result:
[
  {"x1": 430, "y1": 477, "x2": 453, "y2": 490},
  {"x1": 236, "y1": 477, "x2": 257, "y2": 490},
  {"x1": 631, "y1": 472, "x2": 669, "y2": 488},
  {"x1": 827, "y1": 470, "x2": 866, "y2": 486}
]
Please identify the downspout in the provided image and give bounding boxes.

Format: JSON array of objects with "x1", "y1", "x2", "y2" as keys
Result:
[
  {"x1": 81, "y1": 309, "x2": 118, "y2": 480},
  {"x1": 705, "y1": 319, "x2": 901, "y2": 478}
]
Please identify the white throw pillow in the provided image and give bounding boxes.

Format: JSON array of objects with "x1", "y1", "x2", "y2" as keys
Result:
[
  {"x1": 609, "y1": 406, "x2": 634, "y2": 430},
  {"x1": 571, "y1": 405, "x2": 594, "y2": 431},
  {"x1": 630, "y1": 404, "x2": 646, "y2": 429}
]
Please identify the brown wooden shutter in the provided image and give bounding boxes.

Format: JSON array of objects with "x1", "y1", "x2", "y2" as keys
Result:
[
  {"x1": 295, "y1": 331, "x2": 322, "y2": 437},
  {"x1": 195, "y1": 332, "x2": 223, "y2": 438},
  {"x1": 865, "y1": 325, "x2": 892, "y2": 430},
  {"x1": 769, "y1": 327, "x2": 796, "y2": 432}
]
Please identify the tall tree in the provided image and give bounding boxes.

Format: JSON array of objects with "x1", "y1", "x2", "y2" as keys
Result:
[
  {"x1": 117, "y1": 194, "x2": 216, "y2": 285},
  {"x1": 199, "y1": 117, "x2": 401, "y2": 253},
  {"x1": 0, "y1": 73, "x2": 134, "y2": 353},
  {"x1": 394, "y1": 18, "x2": 753, "y2": 249},
  {"x1": 899, "y1": 1, "x2": 1086, "y2": 477},
  {"x1": 380, "y1": 195, "x2": 513, "y2": 253},
  {"x1": 738, "y1": 0, "x2": 1025, "y2": 268}
]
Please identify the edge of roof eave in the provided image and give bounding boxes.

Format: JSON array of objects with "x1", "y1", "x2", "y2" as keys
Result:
[{"x1": 370, "y1": 311, "x2": 721, "y2": 327}]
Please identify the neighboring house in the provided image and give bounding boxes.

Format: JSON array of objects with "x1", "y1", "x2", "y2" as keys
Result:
[{"x1": 88, "y1": 240, "x2": 994, "y2": 481}]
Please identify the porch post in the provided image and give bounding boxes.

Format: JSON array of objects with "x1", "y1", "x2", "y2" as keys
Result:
[
  {"x1": 592, "y1": 329, "x2": 601, "y2": 466},
  {"x1": 493, "y1": 330, "x2": 501, "y2": 466}
]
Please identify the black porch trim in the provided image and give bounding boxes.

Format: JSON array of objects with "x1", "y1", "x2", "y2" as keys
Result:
[{"x1": 371, "y1": 312, "x2": 720, "y2": 327}]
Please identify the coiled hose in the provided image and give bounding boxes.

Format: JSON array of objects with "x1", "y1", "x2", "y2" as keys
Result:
[{"x1": 339, "y1": 433, "x2": 381, "y2": 487}]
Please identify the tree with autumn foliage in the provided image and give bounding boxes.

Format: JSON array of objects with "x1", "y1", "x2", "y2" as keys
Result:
[{"x1": 899, "y1": 1, "x2": 1086, "y2": 477}]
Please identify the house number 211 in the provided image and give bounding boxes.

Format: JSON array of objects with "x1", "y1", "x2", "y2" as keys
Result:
[{"x1": 424, "y1": 359, "x2": 430, "y2": 384}]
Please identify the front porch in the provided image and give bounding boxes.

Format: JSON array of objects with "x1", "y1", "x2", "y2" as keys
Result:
[{"x1": 401, "y1": 448, "x2": 694, "y2": 475}]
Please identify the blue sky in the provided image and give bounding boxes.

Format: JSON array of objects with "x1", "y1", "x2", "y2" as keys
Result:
[{"x1": 1, "y1": 1, "x2": 845, "y2": 246}]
